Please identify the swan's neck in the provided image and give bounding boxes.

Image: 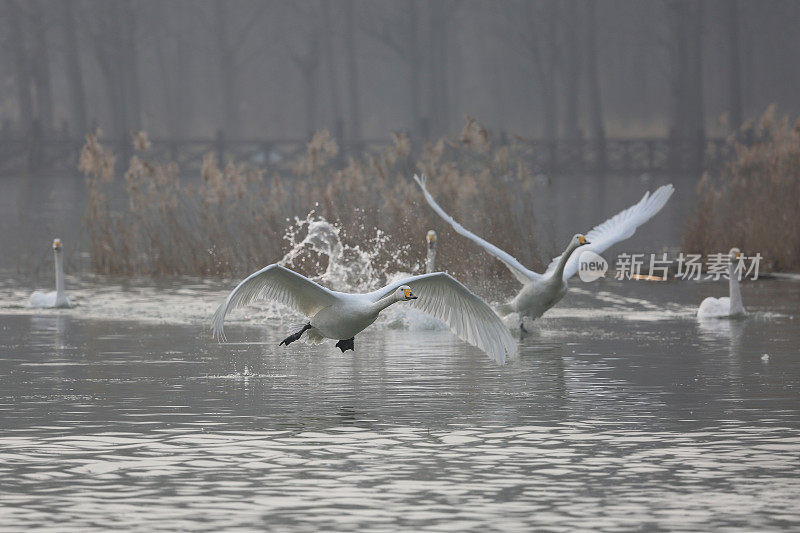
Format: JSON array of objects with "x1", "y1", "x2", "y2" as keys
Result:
[
  {"x1": 426, "y1": 245, "x2": 436, "y2": 274},
  {"x1": 371, "y1": 294, "x2": 400, "y2": 314},
  {"x1": 551, "y1": 241, "x2": 579, "y2": 280},
  {"x1": 54, "y1": 251, "x2": 65, "y2": 298},
  {"x1": 728, "y1": 260, "x2": 745, "y2": 315}
]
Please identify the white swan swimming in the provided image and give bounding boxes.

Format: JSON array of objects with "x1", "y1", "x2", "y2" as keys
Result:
[
  {"x1": 413, "y1": 174, "x2": 674, "y2": 330},
  {"x1": 697, "y1": 248, "x2": 746, "y2": 319},
  {"x1": 212, "y1": 264, "x2": 517, "y2": 364},
  {"x1": 426, "y1": 230, "x2": 437, "y2": 273},
  {"x1": 28, "y1": 238, "x2": 72, "y2": 309}
]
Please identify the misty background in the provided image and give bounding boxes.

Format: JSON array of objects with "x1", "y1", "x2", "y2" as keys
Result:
[
  {"x1": 2, "y1": 0, "x2": 799, "y2": 144},
  {"x1": 2, "y1": 0, "x2": 800, "y2": 277}
]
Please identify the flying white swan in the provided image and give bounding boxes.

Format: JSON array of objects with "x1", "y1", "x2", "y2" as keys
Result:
[
  {"x1": 413, "y1": 174, "x2": 674, "y2": 330},
  {"x1": 426, "y1": 230, "x2": 437, "y2": 273},
  {"x1": 697, "y1": 248, "x2": 746, "y2": 319},
  {"x1": 28, "y1": 238, "x2": 72, "y2": 309},
  {"x1": 211, "y1": 264, "x2": 517, "y2": 364}
]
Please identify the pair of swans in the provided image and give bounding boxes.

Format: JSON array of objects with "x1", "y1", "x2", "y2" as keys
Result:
[
  {"x1": 213, "y1": 174, "x2": 674, "y2": 363},
  {"x1": 697, "y1": 248, "x2": 746, "y2": 319},
  {"x1": 28, "y1": 239, "x2": 72, "y2": 308},
  {"x1": 412, "y1": 174, "x2": 675, "y2": 330}
]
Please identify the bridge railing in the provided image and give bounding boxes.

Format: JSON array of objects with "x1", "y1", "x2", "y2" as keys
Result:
[{"x1": 0, "y1": 130, "x2": 732, "y2": 177}]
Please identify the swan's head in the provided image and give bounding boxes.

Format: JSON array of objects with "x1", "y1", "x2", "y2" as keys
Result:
[
  {"x1": 729, "y1": 248, "x2": 742, "y2": 260},
  {"x1": 426, "y1": 230, "x2": 437, "y2": 249},
  {"x1": 396, "y1": 285, "x2": 418, "y2": 301},
  {"x1": 573, "y1": 234, "x2": 589, "y2": 247},
  {"x1": 52, "y1": 238, "x2": 62, "y2": 252}
]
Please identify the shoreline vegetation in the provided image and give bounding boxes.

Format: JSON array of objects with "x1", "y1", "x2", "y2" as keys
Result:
[
  {"x1": 682, "y1": 106, "x2": 800, "y2": 272},
  {"x1": 78, "y1": 107, "x2": 800, "y2": 284},
  {"x1": 79, "y1": 118, "x2": 542, "y2": 291}
]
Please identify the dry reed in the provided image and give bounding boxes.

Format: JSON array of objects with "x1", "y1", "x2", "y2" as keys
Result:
[
  {"x1": 683, "y1": 106, "x2": 800, "y2": 271},
  {"x1": 80, "y1": 119, "x2": 544, "y2": 292}
]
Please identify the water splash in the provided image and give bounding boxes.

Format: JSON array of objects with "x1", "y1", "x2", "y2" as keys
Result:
[
  {"x1": 277, "y1": 214, "x2": 445, "y2": 330},
  {"x1": 278, "y1": 212, "x2": 417, "y2": 293}
]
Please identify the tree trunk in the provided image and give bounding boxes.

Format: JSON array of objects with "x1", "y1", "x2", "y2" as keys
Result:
[
  {"x1": 61, "y1": 0, "x2": 87, "y2": 136},
  {"x1": 303, "y1": 63, "x2": 319, "y2": 137},
  {"x1": 7, "y1": 1, "x2": 34, "y2": 132},
  {"x1": 120, "y1": 1, "x2": 141, "y2": 131},
  {"x1": 667, "y1": 1, "x2": 704, "y2": 170},
  {"x1": 562, "y1": 0, "x2": 581, "y2": 139},
  {"x1": 321, "y1": 1, "x2": 341, "y2": 131},
  {"x1": 216, "y1": 0, "x2": 239, "y2": 137},
  {"x1": 31, "y1": 0, "x2": 54, "y2": 132},
  {"x1": 726, "y1": 0, "x2": 742, "y2": 130},
  {"x1": 408, "y1": 0, "x2": 423, "y2": 138},
  {"x1": 543, "y1": 3, "x2": 559, "y2": 141},
  {"x1": 301, "y1": 35, "x2": 321, "y2": 137},
  {"x1": 584, "y1": 0, "x2": 605, "y2": 170},
  {"x1": 344, "y1": 0, "x2": 361, "y2": 140},
  {"x1": 428, "y1": 1, "x2": 449, "y2": 136}
]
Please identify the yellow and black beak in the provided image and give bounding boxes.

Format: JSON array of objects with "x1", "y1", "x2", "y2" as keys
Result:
[
  {"x1": 403, "y1": 288, "x2": 417, "y2": 300},
  {"x1": 578, "y1": 235, "x2": 589, "y2": 245}
]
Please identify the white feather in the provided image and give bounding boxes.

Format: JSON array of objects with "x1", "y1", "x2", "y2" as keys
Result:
[
  {"x1": 212, "y1": 264, "x2": 516, "y2": 364},
  {"x1": 211, "y1": 264, "x2": 339, "y2": 341},
  {"x1": 413, "y1": 174, "x2": 541, "y2": 284},
  {"x1": 370, "y1": 273, "x2": 518, "y2": 364},
  {"x1": 414, "y1": 174, "x2": 674, "y2": 323},
  {"x1": 545, "y1": 184, "x2": 675, "y2": 280}
]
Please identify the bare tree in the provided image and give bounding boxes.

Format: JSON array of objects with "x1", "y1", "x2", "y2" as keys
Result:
[
  {"x1": 344, "y1": 0, "x2": 361, "y2": 140},
  {"x1": 502, "y1": 1, "x2": 561, "y2": 139},
  {"x1": 561, "y1": 0, "x2": 581, "y2": 139},
  {"x1": 362, "y1": 0, "x2": 425, "y2": 137},
  {"x1": 4, "y1": 0, "x2": 34, "y2": 131},
  {"x1": 321, "y1": 1, "x2": 342, "y2": 134},
  {"x1": 667, "y1": 0, "x2": 703, "y2": 139},
  {"x1": 427, "y1": 1, "x2": 457, "y2": 136},
  {"x1": 584, "y1": 0, "x2": 605, "y2": 161},
  {"x1": 202, "y1": 0, "x2": 267, "y2": 137},
  {"x1": 61, "y1": 0, "x2": 87, "y2": 136},
  {"x1": 30, "y1": 0, "x2": 54, "y2": 132},
  {"x1": 281, "y1": 3, "x2": 322, "y2": 137},
  {"x1": 84, "y1": 0, "x2": 142, "y2": 139},
  {"x1": 726, "y1": 0, "x2": 742, "y2": 130}
]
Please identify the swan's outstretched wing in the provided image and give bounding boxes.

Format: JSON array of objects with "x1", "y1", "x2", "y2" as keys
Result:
[
  {"x1": 413, "y1": 174, "x2": 540, "y2": 284},
  {"x1": 546, "y1": 184, "x2": 675, "y2": 281},
  {"x1": 371, "y1": 272, "x2": 518, "y2": 364},
  {"x1": 212, "y1": 264, "x2": 338, "y2": 341}
]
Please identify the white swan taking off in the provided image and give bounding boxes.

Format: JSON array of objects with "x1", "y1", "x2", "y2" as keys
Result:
[
  {"x1": 697, "y1": 248, "x2": 747, "y2": 319},
  {"x1": 413, "y1": 174, "x2": 674, "y2": 329},
  {"x1": 426, "y1": 230, "x2": 437, "y2": 273},
  {"x1": 212, "y1": 264, "x2": 517, "y2": 364},
  {"x1": 29, "y1": 238, "x2": 72, "y2": 309}
]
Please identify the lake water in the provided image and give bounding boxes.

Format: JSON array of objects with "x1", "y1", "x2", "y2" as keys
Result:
[{"x1": 1, "y1": 274, "x2": 798, "y2": 530}]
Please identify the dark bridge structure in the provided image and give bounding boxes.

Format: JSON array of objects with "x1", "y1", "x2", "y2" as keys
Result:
[{"x1": 0, "y1": 126, "x2": 731, "y2": 178}]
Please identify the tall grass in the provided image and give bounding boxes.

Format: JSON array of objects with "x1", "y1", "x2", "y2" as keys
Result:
[
  {"x1": 683, "y1": 106, "x2": 800, "y2": 271},
  {"x1": 80, "y1": 118, "x2": 544, "y2": 289}
]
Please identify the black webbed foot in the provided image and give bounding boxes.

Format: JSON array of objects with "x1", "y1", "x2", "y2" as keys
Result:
[
  {"x1": 280, "y1": 323, "x2": 312, "y2": 346},
  {"x1": 335, "y1": 337, "x2": 355, "y2": 352}
]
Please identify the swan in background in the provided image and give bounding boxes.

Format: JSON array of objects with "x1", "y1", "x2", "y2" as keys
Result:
[
  {"x1": 697, "y1": 248, "x2": 746, "y2": 319},
  {"x1": 212, "y1": 264, "x2": 517, "y2": 364},
  {"x1": 28, "y1": 239, "x2": 72, "y2": 309},
  {"x1": 413, "y1": 174, "x2": 674, "y2": 330},
  {"x1": 426, "y1": 230, "x2": 437, "y2": 273}
]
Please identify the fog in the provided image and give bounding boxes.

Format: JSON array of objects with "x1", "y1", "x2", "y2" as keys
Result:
[{"x1": 2, "y1": 0, "x2": 799, "y2": 143}]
